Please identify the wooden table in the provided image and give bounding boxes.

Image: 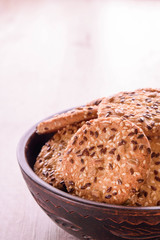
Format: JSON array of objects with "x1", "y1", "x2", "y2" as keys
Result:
[{"x1": 1, "y1": 0, "x2": 160, "y2": 239}]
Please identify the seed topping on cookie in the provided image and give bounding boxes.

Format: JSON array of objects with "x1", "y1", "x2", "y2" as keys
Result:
[
  {"x1": 62, "y1": 117, "x2": 151, "y2": 205},
  {"x1": 37, "y1": 106, "x2": 98, "y2": 134},
  {"x1": 34, "y1": 121, "x2": 85, "y2": 189}
]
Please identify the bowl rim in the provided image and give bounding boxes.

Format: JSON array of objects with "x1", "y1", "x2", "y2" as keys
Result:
[{"x1": 17, "y1": 110, "x2": 160, "y2": 211}]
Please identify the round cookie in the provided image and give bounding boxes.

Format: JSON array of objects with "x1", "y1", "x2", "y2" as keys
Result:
[
  {"x1": 62, "y1": 117, "x2": 151, "y2": 205},
  {"x1": 36, "y1": 106, "x2": 97, "y2": 134},
  {"x1": 98, "y1": 89, "x2": 160, "y2": 138},
  {"x1": 129, "y1": 136, "x2": 160, "y2": 206},
  {"x1": 34, "y1": 121, "x2": 85, "y2": 190}
]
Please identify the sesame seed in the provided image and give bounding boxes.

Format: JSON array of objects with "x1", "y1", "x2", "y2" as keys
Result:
[
  {"x1": 133, "y1": 145, "x2": 137, "y2": 151},
  {"x1": 105, "y1": 194, "x2": 112, "y2": 199},
  {"x1": 143, "y1": 191, "x2": 148, "y2": 198},
  {"x1": 155, "y1": 162, "x2": 160, "y2": 165},
  {"x1": 125, "y1": 184, "x2": 129, "y2": 187},
  {"x1": 94, "y1": 177, "x2": 97, "y2": 183},
  {"x1": 118, "y1": 189, "x2": 121, "y2": 194},
  {"x1": 111, "y1": 128, "x2": 117, "y2": 131},
  {"x1": 131, "y1": 188, "x2": 137, "y2": 193},
  {"x1": 68, "y1": 181, "x2": 75, "y2": 186},
  {"x1": 137, "y1": 179, "x2": 144, "y2": 183},
  {"x1": 128, "y1": 132, "x2": 135, "y2": 136},
  {"x1": 102, "y1": 127, "x2": 106, "y2": 133},
  {"x1": 89, "y1": 146, "x2": 95, "y2": 151},
  {"x1": 105, "y1": 111, "x2": 111, "y2": 117},
  {"x1": 84, "y1": 129, "x2": 87, "y2": 134},
  {"x1": 67, "y1": 148, "x2": 73, "y2": 155},
  {"x1": 138, "y1": 117, "x2": 144, "y2": 122},
  {"x1": 109, "y1": 163, "x2": 113, "y2": 170},
  {"x1": 134, "y1": 128, "x2": 138, "y2": 134},
  {"x1": 147, "y1": 148, "x2": 151, "y2": 154},
  {"x1": 143, "y1": 113, "x2": 152, "y2": 119},
  {"x1": 90, "y1": 152, "x2": 95, "y2": 157},
  {"x1": 135, "y1": 202, "x2": 141, "y2": 207},
  {"x1": 151, "y1": 152, "x2": 156, "y2": 158},
  {"x1": 130, "y1": 168, "x2": 134, "y2": 175},
  {"x1": 137, "y1": 134, "x2": 144, "y2": 139},
  {"x1": 81, "y1": 158, "x2": 84, "y2": 164},
  {"x1": 147, "y1": 125, "x2": 152, "y2": 130},
  {"x1": 117, "y1": 179, "x2": 122, "y2": 185},
  {"x1": 72, "y1": 136, "x2": 78, "y2": 145},
  {"x1": 106, "y1": 187, "x2": 112, "y2": 193},
  {"x1": 82, "y1": 149, "x2": 89, "y2": 156},
  {"x1": 139, "y1": 145, "x2": 144, "y2": 150},
  {"x1": 117, "y1": 154, "x2": 121, "y2": 161},
  {"x1": 44, "y1": 152, "x2": 52, "y2": 159},
  {"x1": 118, "y1": 139, "x2": 126, "y2": 146},
  {"x1": 97, "y1": 144, "x2": 103, "y2": 148},
  {"x1": 83, "y1": 136, "x2": 88, "y2": 141},
  {"x1": 81, "y1": 183, "x2": 91, "y2": 189},
  {"x1": 76, "y1": 150, "x2": 80, "y2": 154},
  {"x1": 154, "y1": 170, "x2": 158, "y2": 175},
  {"x1": 155, "y1": 176, "x2": 160, "y2": 182},
  {"x1": 151, "y1": 186, "x2": 157, "y2": 191},
  {"x1": 112, "y1": 191, "x2": 118, "y2": 196},
  {"x1": 79, "y1": 140, "x2": 84, "y2": 145},
  {"x1": 98, "y1": 167, "x2": 104, "y2": 170},
  {"x1": 95, "y1": 131, "x2": 99, "y2": 138},
  {"x1": 47, "y1": 146, "x2": 51, "y2": 151},
  {"x1": 122, "y1": 189, "x2": 127, "y2": 193},
  {"x1": 109, "y1": 148, "x2": 116, "y2": 154},
  {"x1": 51, "y1": 177, "x2": 55, "y2": 182},
  {"x1": 68, "y1": 188, "x2": 74, "y2": 193},
  {"x1": 109, "y1": 135, "x2": 115, "y2": 140},
  {"x1": 80, "y1": 167, "x2": 85, "y2": 172},
  {"x1": 90, "y1": 131, "x2": 94, "y2": 136},
  {"x1": 100, "y1": 147, "x2": 107, "y2": 154},
  {"x1": 70, "y1": 159, "x2": 74, "y2": 164}
]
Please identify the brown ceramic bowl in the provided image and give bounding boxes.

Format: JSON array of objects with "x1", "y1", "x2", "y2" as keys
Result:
[{"x1": 17, "y1": 111, "x2": 160, "y2": 240}]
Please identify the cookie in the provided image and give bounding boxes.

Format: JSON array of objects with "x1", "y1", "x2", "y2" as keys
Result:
[
  {"x1": 98, "y1": 89, "x2": 160, "y2": 137},
  {"x1": 62, "y1": 117, "x2": 151, "y2": 205},
  {"x1": 36, "y1": 106, "x2": 98, "y2": 134},
  {"x1": 129, "y1": 136, "x2": 160, "y2": 206},
  {"x1": 34, "y1": 121, "x2": 85, "y2": 189}
]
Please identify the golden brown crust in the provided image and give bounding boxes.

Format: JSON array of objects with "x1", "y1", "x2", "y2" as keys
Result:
[
  {"x1": 62, "y1": 117, "x2": 151, "y2": 205},
  {"x1": 36, "y1": 106, "x2": 98, "y2": 134}
]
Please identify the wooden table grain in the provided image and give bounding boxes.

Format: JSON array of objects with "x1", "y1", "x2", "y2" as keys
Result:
[{"x1": 1, "y1": 0, "x2": 160, "y2": 239}]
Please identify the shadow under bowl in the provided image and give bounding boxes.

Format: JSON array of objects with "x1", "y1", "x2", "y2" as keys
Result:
[{"x1": 17, "y1": 112, "x2": 160, "y2": 240}]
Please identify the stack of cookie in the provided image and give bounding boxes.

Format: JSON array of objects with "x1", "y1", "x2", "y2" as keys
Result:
[{"x1": 34, "y1": 88, "x2": 160, "y2": 206}]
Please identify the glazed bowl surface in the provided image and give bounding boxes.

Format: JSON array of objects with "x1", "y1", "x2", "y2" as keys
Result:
[{"x1": 17, "y1": 110, "x2": 160, "y2": 240}]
